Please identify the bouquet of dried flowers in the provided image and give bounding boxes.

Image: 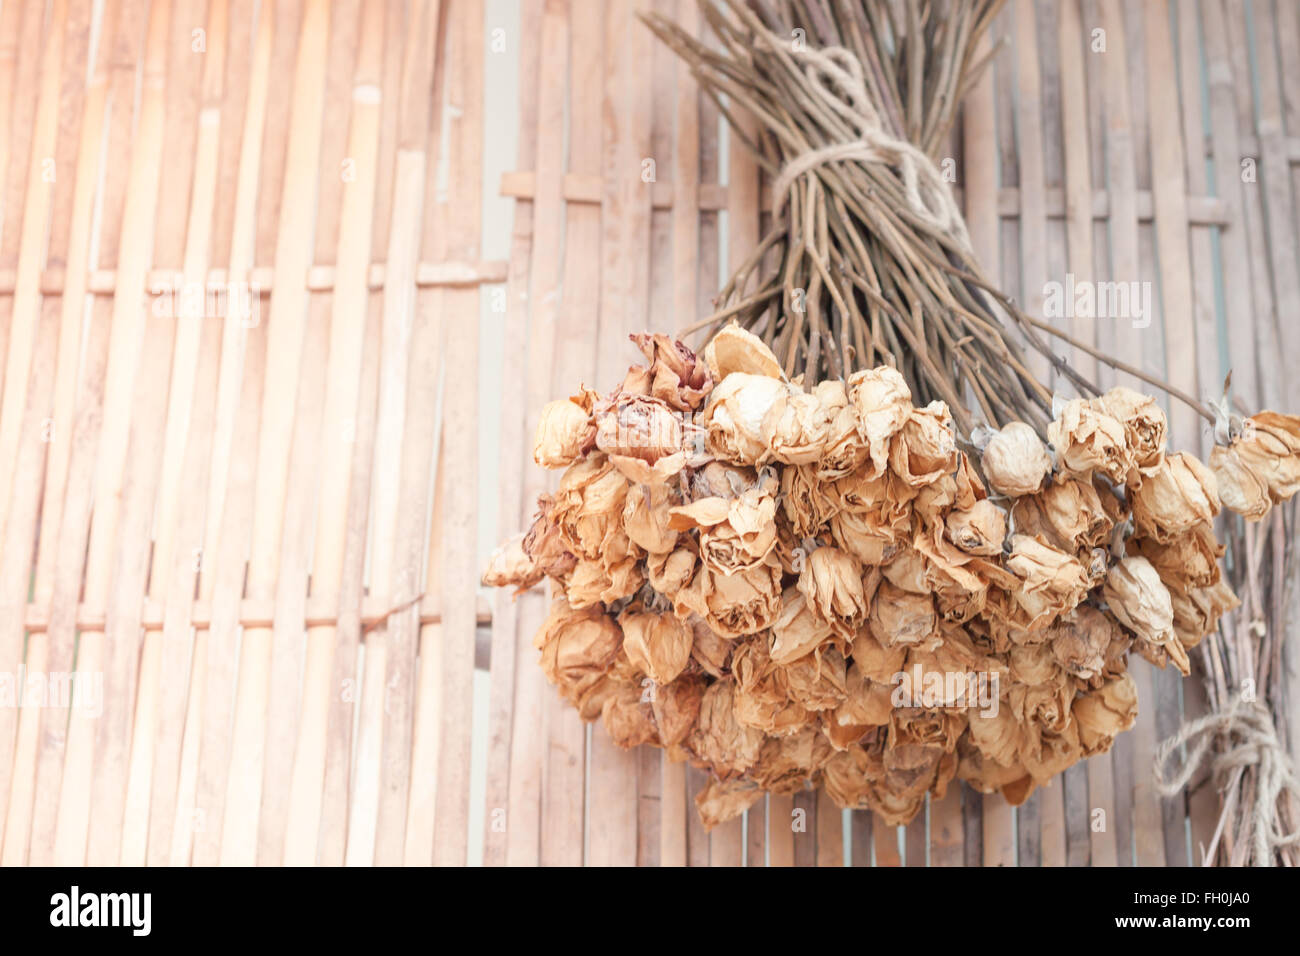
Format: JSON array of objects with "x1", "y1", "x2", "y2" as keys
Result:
[{"x1": 485, "y1": 0, "x2": 1300, "y2": 862}]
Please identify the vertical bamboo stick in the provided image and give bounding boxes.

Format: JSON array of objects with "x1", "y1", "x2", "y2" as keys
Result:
[
  {"x1": 343, "y1": 0, "x2": 440, "y2": 867},
  {"x1": 280, "y1": 0, "x2": 384, "y2": 867},
  {"x1": 0, "y1": 0, "x2": 47, "y2": 536},
  {"x1": 484, "y1": 0, "x2": 543, "y2": 869},
  {"x1": 525, "y1": 0, "x2": 583, "y2": 868},
  {"x1": 185, "y1": 0, "x2": 275, "y2": 867},
  {"x1": 50, "y1": 0, "x2": 167, "y2": 866},
  {"x1": 0, "y1": 0, "x2": 79, "y2": 856},
  {"x1": 219, "y1": 0, "x2": 330, "y2": 866},
  {"x1": 0, "y1": 0, "x2": 92, "y2": 867}
]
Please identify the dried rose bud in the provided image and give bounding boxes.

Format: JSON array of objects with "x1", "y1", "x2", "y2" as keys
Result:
[
  {"x1": 847, "y1": 366, "x2": 913, "y2": 478},
  {"x1": 731, "y1": 638, "x2": 812, "y2": 735},
  {"x1": 867, "y1": 580, "x2": 938, "y2": 650},
  {"x1": 1005, "y1": 534, "x2": 1091, "y2": 630},
  {"x1": 672, "y1": 561, "x2": 783, "y2": 639},
  {"x1": 687, "y1": 680, "x2": 765, "y2": 779},
  {"x1": 813, "y1": 380, "x2": 869, "y2": 479},
  {"x1": 701, "y1": 323, "x2": 784, "y2": 382},
  {"x1": 945, "y1": 499, "x2": 1007, "y2": 556},
  {"x1": 1048, "y1": 396, "x2": 1133, "y2": 483},
  {"x1": 980, "y1": 421, "x2": 1052, "y2": 497},
  {"x1": 481, "y1": 532, "x2": 542, "y2": 593},
  {"x1": 650, "y1": 671, "x2": 704, "y2": 747},
  {"x1": 888, "y1": 401, "x2": 958, "y2": 487},
  {"x1": 701, "y1": 372, "x2": 788, "y2": 465},
  {"x1": 1011, "y1": 476, "x2": 1113, "y2": 551},
  {"x1": 534, "y1": 597, "x2": 623, "y2": 705},
  {"x1": 762, "y1": 385, "x2": 835, "y2": 465},
  {"x1": 694, "y1": 777, "x2": 764, "y2": 831},
  {"x1": 594, "y1": 393, "x2": 687, "y2": 484},
  {"x1": 619, "y1": 609, "x2": 693, "y2": 686},
  {"x1": 1072, "y1": 672, "x2": 1138, "y2": 756},
  {"x1": 669, "y1": 486, "x2": 778, "y2": 574},
  {"x1": 1097, "y1": 386, "x2": 1167, "y2": 476},
  {"x1": 646, "y1": 547, "x2": 695, "y2": 597},
  {"x1": 533, "y1": 395, "x2": 594, "y2": 468},
  {"x1": 621, "y1": 482, "x2": 678, "y2": 554},
  {"x1": 601, "y1": 681, "x2": 658, "y2": 749},
  {"x1": 623, "y1": 332, "x2": 713, "y2": 411},
  {"x1": 1103, "y1": 555, "x2": 1183, "y2": 672},
  {"x1": 1209, "y1": 443, "x2": 1271, "y2": 520},
  {"x1": 796, "y1": 546, "x2": 869, "y2": 641},
  {"x1": 1211, "y1": 410, "x2": 1300, "y2": 518},
  {"x1": 1129, "y1": 452, "x2": 1220, "y2": 543},
  {"x1": 769, "y1": 588, "x2": 835, "y2": 665}
]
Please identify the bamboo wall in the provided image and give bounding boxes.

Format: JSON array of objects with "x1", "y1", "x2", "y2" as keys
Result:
[{"x1": 0, "y1": 0, "x2": 1296, "y2": 866}]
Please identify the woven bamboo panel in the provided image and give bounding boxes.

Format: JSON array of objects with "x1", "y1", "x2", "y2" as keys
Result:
[{"x1": 0, "y1": 0, "x2": 1296, "y2": 866}]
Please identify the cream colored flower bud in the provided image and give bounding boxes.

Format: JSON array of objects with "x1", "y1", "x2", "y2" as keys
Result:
[
  {"x1": 533, "y1": 397, "x2": 593, "y2": 468},
  {"x1": 981, "y1": 422, "x2": 1052, "y2": 497}
]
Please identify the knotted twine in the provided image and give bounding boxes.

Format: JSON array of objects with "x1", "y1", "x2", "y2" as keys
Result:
[
  {"x1": 769, "y1": 44, "x2": 973, "y2": 253},
  {"x1": 1153, "y1": 695, "x2": 1300, "y2": 866}
]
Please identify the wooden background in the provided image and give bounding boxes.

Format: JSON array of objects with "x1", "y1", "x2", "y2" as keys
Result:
[{"x1": 0, "y1": 0, "x2": 1296, "y2": 866}]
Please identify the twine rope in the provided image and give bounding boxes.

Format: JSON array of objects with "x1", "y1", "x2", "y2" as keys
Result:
[
  {"x1": 1154, "y1": 695, "x2": 1300, "y2": 866},
  {"x1": 770, "y1": 44, "x2": 972, "y2": 251}
]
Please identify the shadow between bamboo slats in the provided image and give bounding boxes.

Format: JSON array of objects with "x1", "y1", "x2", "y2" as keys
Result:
[{"x1": 0, "y1": 0, "x2": 89, "y2": 866}]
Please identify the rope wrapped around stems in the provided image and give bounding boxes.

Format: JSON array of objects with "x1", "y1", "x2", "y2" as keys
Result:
[
  {"x1": 771, "y1": 45, "x2": 971, "y2": 252},
  {"x1": 1154, "y1": 696, "x2": 1300, "y2": 866}
]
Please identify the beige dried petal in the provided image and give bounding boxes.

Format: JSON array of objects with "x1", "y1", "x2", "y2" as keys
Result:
[
  {"x1": 687, "y1": 680, "x2": 765, "y2": 778},
  {"x1": 1005, "y1": 534, "x2": 1091, "y2": 629},
  {"x1": 769, "y1": 588, "x2": 836, "y2": 665},
  {"x1": 847, "y1": 366, "x2": 913, "y2": 478},
  {"x1": 796, "y1": 546, "x2": 869, "y2": 641},
  {"x1": 780, "y1": 463, "x2": 839, "y2": 537},
  {"x1": 1104, "y1": 555, "x2": 1184, "y2": 673},
  {"x1": 1097, "y1": 386, "x2": 1167, "y2": 475},
  {"x1": 1130, "y1": 452, "x2": 1220, "y2": 543},
  {"x1": 669, "y1": 486, "x2": 778, "y2": 574},
  {"x1": 701, "y1": 373, "x2": 788, "y2": 465},
  {"x1": 1072, "y1": 672, "x2": 1138, "y2": 756},
  {"x1": 619, "y1": 609, "x2": 694, "y2": 685},
  {"x1": 701, "y1": 324, "x2": 784, "y2": 382},
  {"x1": 762, "y1": 386, "x2": 835, "y2": 465},
  {"x1": 673, "y1": 562, "x2": 783, "y2": 639},
  {"x1": 651, "y1": 672, "x2": 705, "y2": 747},
  {"x1": 646, "y1": 547, "x2": 696, "y2": 597},
  {"x1": 889, "y1": 401, "x2": 959, "y2": 487},
  {"x1": 533, "y1": 396, "x2": 594, "y2": 468},
  {"x1": 1210, "y1": 443, "x2": 1271, "y2": 521},
  {"x1": 625, "y1": 332, "x2": 713, "y2": 411},
  {"x1": 945, "y1": 499, "x2": 1007, "y2": 556},
  {"x1": 867, "y1": 580, "x2": 938, "y2": 650},
  {"x1": 601, "y1": 681, "x2": 658, "y2": 749},
  {"x1": 481, "y1": 532, "x2": 543, "y2": 593},
  {"x1": 622, "y1": 482, "x2": 678, "y2": 554},
  {"x1": 981, "y1": 421, "x2": 1052, "y2": 497},
  {"x1": 694, "y1": 778, "x2": 764, "y2": 831},
  {"x1": 814, "y1": 380, "x2": 869, "y2": 479},
  {"x1": 1048, "y1": 397, "x2": 1133, "y2": 483},
  {"x1": 689, "y1": 618, "x2": 732, "y2": 678}
]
